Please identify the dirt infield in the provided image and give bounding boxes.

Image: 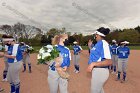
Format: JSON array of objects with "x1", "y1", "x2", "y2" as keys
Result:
[{"x1": 0, "y1": 50, "x2": 140, "y2": 93}]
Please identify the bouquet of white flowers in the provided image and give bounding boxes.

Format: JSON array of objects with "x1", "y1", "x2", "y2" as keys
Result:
[
  {"x1": 24, "y1": 45, "x2": 34, "y2": 54},
  {"x1": 37, "y1": 45, "x2": 70, "y2": 79},
  {"x1": 37, "y1": 45, "x2": 59, "y2": 64}
]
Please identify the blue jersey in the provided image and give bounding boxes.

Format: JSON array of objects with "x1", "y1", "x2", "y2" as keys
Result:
[
  {"x1": 7, "y1": 44, "x2": 23, "y2": 63},
  {"x1": 56, "y1": 45, "x2": 71, "y2": 68},
  {"x1": 117, "y1": 46, "x2": 130, "y2": 58},
  {"x1": 111, "y1": 44, "x2": 118, "y2": 55},
  {"x1": 88, "y1": 40, "x2": 111, "y2": 64},
  {"x1": 20, "y1": 45, "x2": 27, "y2": 53},
  {"x1": 73, "y1": 45, "x2": 82, "y2": 55}
]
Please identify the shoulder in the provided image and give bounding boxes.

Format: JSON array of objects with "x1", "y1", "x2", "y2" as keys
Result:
[
  {"x1": 102, "y1": 40, "x2": 110, "y2": 49},
  {"x1": 95, "y1": 40, "x2": 103, "y2": 47},
  {"x1": 64, "y1": 46, "x2": 70, "y2": 51},
  {"x1": 125, "y1": 46, "x2": 130, "y2": 50},
  {"x1": 102, "y1": 40, "x2": 109, "y2": 45}
]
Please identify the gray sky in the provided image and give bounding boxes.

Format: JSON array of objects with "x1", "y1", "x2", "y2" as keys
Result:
[{"x1": 0, "y1": 0, "x2": 140, "y2": 34}]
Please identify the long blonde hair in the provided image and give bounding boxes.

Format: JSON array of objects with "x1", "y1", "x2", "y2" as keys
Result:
[{"x1": 52, "y1": 34, "x2": 68, "y2": 45}]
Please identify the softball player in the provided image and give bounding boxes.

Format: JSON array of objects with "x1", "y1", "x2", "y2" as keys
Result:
[
  {"x1": 116, "y1": 41, "x2": 130, "y2": 83},
  {"x1": 72, "y1": 41, "x2": 82, "y2": 73},
  {"x1": 87, "y1": 27, "x2": 112, "y2": 93},
  {"x1": 2, "y1": 44, "x2": 9, "y2": 81},
  {"x1": 0, "y1": 38, "x2": 23, "y2": 93},
  {"x1": 48, "y1": 34, "x2": 71, "y2": 93},
  {"x1": 20, "y1": 42, "x2": 32, "y2": 73},
  {"x1": 1, "y1": 35, "x2": 10, "y2": 82},
  {"x1": 110, "y1": 40, "x2": 118, "y2": 74}
]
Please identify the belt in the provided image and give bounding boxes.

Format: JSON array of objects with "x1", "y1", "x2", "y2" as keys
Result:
[
  {"x1": 94, "y1": 66, "x2": 108, "y2": 68},
  {"x1": 74, "y1": 53, "x2": 79, "y2": 55}
]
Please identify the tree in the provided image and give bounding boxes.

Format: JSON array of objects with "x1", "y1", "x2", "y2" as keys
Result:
[
  {"x1": 118, "y1": 29, "x2": 139, "y2": 43},
  {"x1": 135, "y1": 26, "x2": 140, "y2": 33},
  {"x1": 105, "y1": 30, "x2": 120, "y2": 43},
  {"x1": 0, "y1": 25, "x2": 12, "y2": 35},
  {"x1": 47, "y1": 28, "x2": 66, "y2": 37}
]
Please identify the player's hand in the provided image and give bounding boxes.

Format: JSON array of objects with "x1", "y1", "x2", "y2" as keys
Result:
[
  {"x1": 62, "y1": 66, "x2": 67, "y2": 72},
  {"x1": 0, "y1": 52, "x2": 4, "y2": 57},
  {"x1": 55, "y1": 57, "x2": 62, "y2": 63},
  {"x1": 88, "y1": 39, "x2": 93, "y2": 49},
  {"x1": 87, "y1": 62, "x2": 96, "y2": 72},
  {"x1": 55, "y1": 57, "x2": 62, "y2": 67},
  {"x1": 55, "y1": 62, "x2": 61, "y2": 68}
]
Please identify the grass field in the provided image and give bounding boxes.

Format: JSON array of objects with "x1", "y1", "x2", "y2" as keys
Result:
[{"x1": 32, "y1": 45, "x2": 140, "y2": 53}]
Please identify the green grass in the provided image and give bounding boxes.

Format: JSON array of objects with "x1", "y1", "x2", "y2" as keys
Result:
[
  {"x1": 32, "y1": 45, "x2": 140, "y2": 53},
  {"x1": 128, "y1": 46, "x2": 140, "y2": 50}
]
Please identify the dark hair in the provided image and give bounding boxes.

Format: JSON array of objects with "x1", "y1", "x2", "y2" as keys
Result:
[
  {"x1": 2, "y1": 34, "x2": 13, "y2": 38},
  {"x1": 97, "y1": 27, "x2": 110, "y2": 35}
]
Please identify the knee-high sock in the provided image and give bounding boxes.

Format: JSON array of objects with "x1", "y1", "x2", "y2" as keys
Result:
[
  {"x1": 23, "y1": 64, "x2": 26, "y2": 71},
  {"x1": 10, "y1": 83, "x2": 15, "y2": 93},
  {"x1": 111, "y1": 65, "x2": 113, "y2": 70},
  {"x1": 123, "y1": 72, "x2": 126, "y2": 81},
  {"x1": 117, "y1": 71, "x2": 121, "y2": 79},
  {"x1": 75, "y1": 65, "x2": 79, "y2": 71},
  {"x1": 113, "y1": 66, "x2": 116, "y2": 72},
  {"x1": 15, "y1": 83, "x2": 20, "y2": 93},
  {"x1": 3, "y1": 70, "x2": 7, "y2": 79},
  {"x1": 76, "y1": 65, "x2": 79, "y2": 71},
  {"x1": 28, "y1": 63, "x2": 31, "y2": 72}
]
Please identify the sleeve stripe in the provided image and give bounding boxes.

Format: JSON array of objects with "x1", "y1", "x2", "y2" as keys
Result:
[
  {"x1": 103, "y1": 40, "x2": 111, "y2": 59},
  {"x1": 79, "y1": 46, "x2": 83, "y2": 50}
]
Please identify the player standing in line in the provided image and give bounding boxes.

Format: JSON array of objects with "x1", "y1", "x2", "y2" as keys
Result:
[
  {"x1": 48, "y1": 34, "x2": 71, "y2": 93},
  {"x1": 72, "y1": 41, "x2": 82, "y2": 73},
  {"x1": 0, "y1": 37, "x2": 23, "y2": 93},
  {"x1": 116, "y1": 41, "x2": 130, "y2": 83},
  {"x1": 87, "y1": 27, "x2": 112, "y2": 93},
  {"x1": 110, "y1": 40, "x2": 118, "y2": 74},
  {"x1": 1, "y1": 35, "x2": 11, "y2": 82},
  {"x1": 20, "y1": 42, "x2": 32, "y2": 73}
]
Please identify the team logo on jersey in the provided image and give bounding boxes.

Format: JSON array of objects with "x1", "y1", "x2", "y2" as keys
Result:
[{"x1": 61, "y1": 53, "x2": 69, "y2": 57}]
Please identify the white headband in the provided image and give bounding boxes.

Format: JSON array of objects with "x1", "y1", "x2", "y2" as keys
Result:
[
  {"x1": 121, "y1": 41, "x2": 129, "y2": 44},
  {"x1": 93, "y1": 31, "x2": 106, "y2": 37},
  {"x1": 2, "y1": 38, "x2": 14, "y2": 42},
  {"x1": 73, "y1": 41, "x2": 77, "y2": 44},
  {"x1": 112, "y1": 40, "x2": 116, "y2": 43}
]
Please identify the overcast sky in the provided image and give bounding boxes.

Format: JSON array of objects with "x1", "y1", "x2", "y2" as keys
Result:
[{"x1": 0, "y1": 0, "x2": 140, "y2": 34}]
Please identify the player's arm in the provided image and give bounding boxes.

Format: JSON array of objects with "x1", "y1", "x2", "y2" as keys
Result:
[
  {"x1": 4, "y1": 54, "x2": 16, "y2": 59},
  {"x1": 79, "y1": 46, "x2": 83, "y2": 53},
  {"x1": 87, "y1": 59, "x2": 112, "y2": 72},
  {"x1": 0, "y1": 52, "x2": 16, "y2": 59}
]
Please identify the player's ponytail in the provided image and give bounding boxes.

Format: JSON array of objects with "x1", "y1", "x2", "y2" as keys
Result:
[
  {"x1": 52, "y1": 35, "x2": 60, "y2": 45},
  {"x1": 52, "y1": 34, "x2": 68, "y2": 45}
]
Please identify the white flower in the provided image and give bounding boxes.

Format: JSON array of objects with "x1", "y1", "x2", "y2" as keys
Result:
[
  {"x1": 46, "y1": 45, "x2": 53, "y2": 49},
  {"x1": 29, "y1": 46, "x2": 33, "y2": 50},
  {"x1": 39, "y1": 47, "x2": 45, "y2": 54},
  {"x1": 42, "y1": 52, "x2": 51, "y2": 59},
  {"x1": 37, "y1": 54, "x2": 41, "y2": 59},
  {"x1": 47, "y1": 49, "x2": 52, "y2": 53}
]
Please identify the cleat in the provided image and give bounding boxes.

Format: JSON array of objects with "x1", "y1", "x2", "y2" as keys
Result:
[
  {"x1": 75, "y1": 70, "x2": 79, "y2": 73},
  {"x1": 22, "y1": 70, "x2": 26, "y2": 72},
  {"x1": 115, "y1": 78, "x2": 120, "y2": 81},
  {"x1": 121, "y1": 79, "x2": 125, "y2": 83}
]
